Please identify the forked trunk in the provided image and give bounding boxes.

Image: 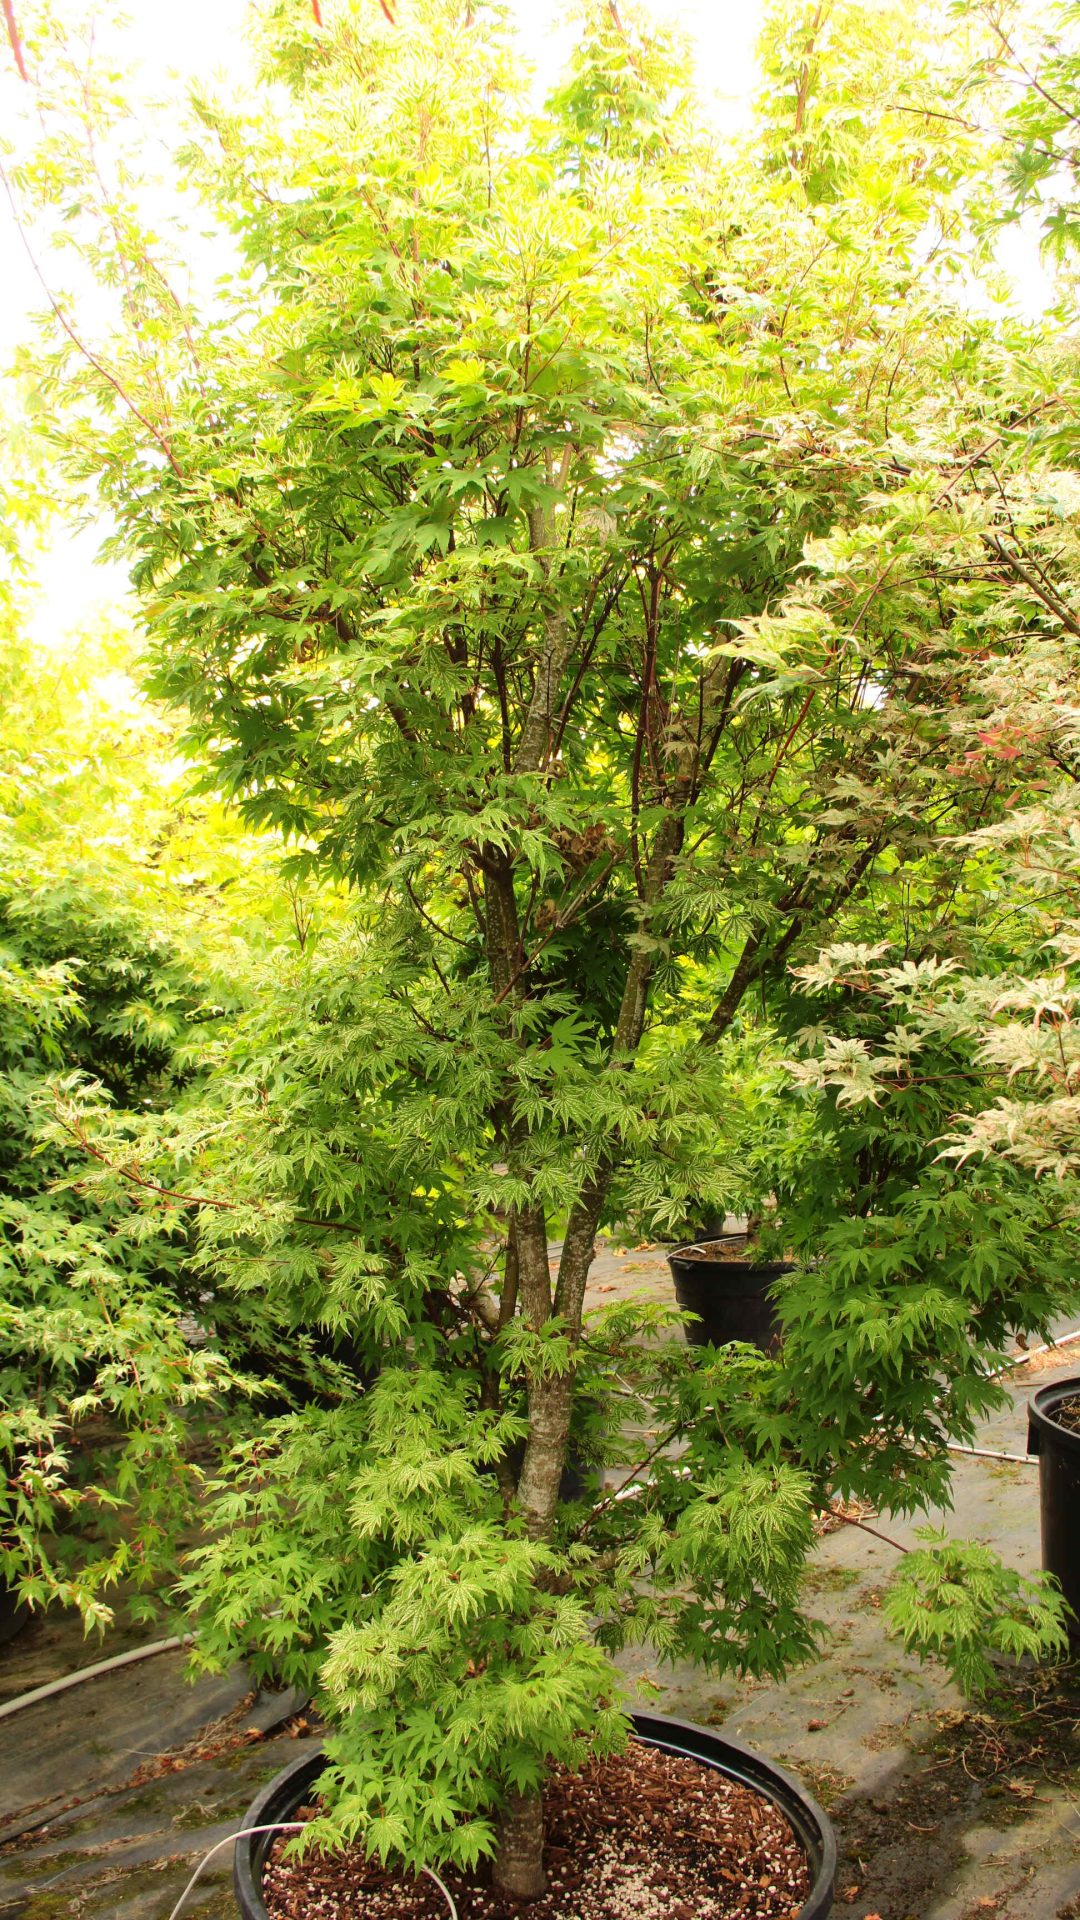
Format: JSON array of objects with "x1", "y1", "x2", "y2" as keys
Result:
[{"x1": 491, "y1": 1787, "x2": 546, "y2": 1899}]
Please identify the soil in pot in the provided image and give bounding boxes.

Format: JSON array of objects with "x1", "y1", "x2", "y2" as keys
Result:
[
  {"x1": 675, "y1": 1238, "x2": 767, "y2": 1264},
  {"x1": 1047, "y1": 1392, "x2": 1080, "y2": 1435},
  {"x1": 261, "y1": 1740, "x2": 811, "y2": 1920}
]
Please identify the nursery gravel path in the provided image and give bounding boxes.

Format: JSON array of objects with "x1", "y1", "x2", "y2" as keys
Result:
[{"x1": 0, "y1": 1239, "x2": 1078, "y2": 1920}]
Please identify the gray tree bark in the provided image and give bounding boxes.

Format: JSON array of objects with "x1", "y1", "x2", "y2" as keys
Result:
[{"x1": 491, "y1": 1787, "x2": 547, "y2": 1899}]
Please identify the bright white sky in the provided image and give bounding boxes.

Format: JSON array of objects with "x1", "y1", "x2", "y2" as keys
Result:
[{"x1": 0, "y1": 0, "x2": 763, "y2": 648}]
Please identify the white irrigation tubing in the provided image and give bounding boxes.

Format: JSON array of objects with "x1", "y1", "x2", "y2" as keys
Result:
[
  {"x1": 166, "y1": 1821, "x2": 460, "y2": 1920},
  {"x1": 941, "y1": 1322, "x2": 1080, "y2": 1464},
  {"x1": 0, "y1": 1633, "x2": 192, "y2": 1722},
  {"x1": 167, "y1": 1823, "x2": 305, "y2": 1920},
  {"x1": 946, "y1": 1444, "x2": 1034, "y2": 1464},
  {"x1": 986, "y1": 1323, "x2": 1080, "y2": 1380}
]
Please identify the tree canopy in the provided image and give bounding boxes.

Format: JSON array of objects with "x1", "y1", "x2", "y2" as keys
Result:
[{"x1": 3, "y1": 0, "x2": 1080, "y2": 1896}]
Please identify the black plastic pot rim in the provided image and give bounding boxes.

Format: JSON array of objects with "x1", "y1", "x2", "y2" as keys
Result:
[
  {"x1": 232, "y1": 1708, "x2": 836, "y2": 1920},
  {"x1": 1027, "y1": 1373, "x2": 1080, "y2": 1458}
]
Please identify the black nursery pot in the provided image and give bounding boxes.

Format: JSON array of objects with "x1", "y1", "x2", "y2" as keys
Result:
[
  {"x1": 232, "y1": 1709, "x2": 836, "y2": 1920},
  {"x1": 667, "y1": 1237, "x2": 793, "y2": 1353},
  {"x1": 0, "y1": 1566, "x2": 30, "y2": 1649},
  {"x1": 1027, "y1": 1374, "x2": 1080, "y2": 1640}
]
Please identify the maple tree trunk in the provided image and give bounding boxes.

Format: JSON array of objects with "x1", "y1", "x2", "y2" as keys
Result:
[
  {"x1": 513, "y1": 1205, "x2": 571, "y2": 1540},
  {"x1": 491, "y1": 1786, "x2": 547, "y2": 1899}
]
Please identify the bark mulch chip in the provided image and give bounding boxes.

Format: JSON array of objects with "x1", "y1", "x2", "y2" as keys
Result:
[{"x1": 262, "y1": 1739, "x2": 811, "y2": 1920}]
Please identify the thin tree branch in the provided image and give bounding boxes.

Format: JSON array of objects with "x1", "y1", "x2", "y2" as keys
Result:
[
  {"x1": 404, "y1": 873, "x2": 472, "y2": 949},
  {"x1": 824, "y1": 1505, "x2": 907, "y2": 1553},
  {"x1": 0, "y1": 160, "x2": 184, "y2": 480},
  {"x1": 987, "y1": 533, "x2": 1080, "y2": 639},
  {"x1": 52, "y1": 1105, "x2": 363, "y2": 1235},
  {"x1": 987, "y1": 13, "x2": 1080, "y2": 133},
  {"x1": 2, "y1": 0, "x2": 27, "y2": 81}
]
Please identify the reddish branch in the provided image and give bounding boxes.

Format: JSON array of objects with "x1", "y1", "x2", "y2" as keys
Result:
[
  {"x1": 0, "y1": 161, "x2": 184, "y2": 480},
  {"x1": 793, "y1": 3, "x2": 828, "y2": 140},
  {"x1": 986, "y1": 12, "x2": 1080, "y2": 133},
  {"x1": 824, "y1": 1505, "x2": 907, "y2": 1553},
  {"x1": 1, "y1": 0, "x2": 27, "y2": 82}
]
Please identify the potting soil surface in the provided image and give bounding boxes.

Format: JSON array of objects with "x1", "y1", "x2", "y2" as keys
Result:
[
  {"x1": 2, "y1": 1235, "x2": 1080, "y2": 1920},
  {"x1": 1045, "y1": 1393, "x2": 1080, "y2": 1435},
  {"x1": 263, "y1": 1744, "x2": 810, "y2": 1920},
  {"x1": 665, "y1": 1241, "x2": 752, "y2": 1262}
]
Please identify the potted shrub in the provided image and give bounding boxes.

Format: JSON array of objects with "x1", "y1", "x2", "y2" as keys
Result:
[
  {"x1": 658, "y1": 1035, "x2": 817, "y2": 1350},
  {"x1": 17, "y1": 0, "x2": 1078, "y2": 1905}
]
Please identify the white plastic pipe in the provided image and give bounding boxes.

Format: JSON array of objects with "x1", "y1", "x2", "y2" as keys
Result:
[
  {"x1": 946, "y1": 1443, "x2": 1035, "y2": 1464},
  {"x1": 167, "y1": 1822, "x2": 307, "y2": 1920},
  {"x1": 0, "y1": 1633, "x2": 190, "y2": 1722},
  {"x1": 167, "y1": 1821, "x2": 460, "y2": 1920},
  {"x1": 987, "y1": 1324, "x2": 1080, "y2": 1379}
]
